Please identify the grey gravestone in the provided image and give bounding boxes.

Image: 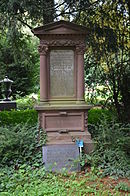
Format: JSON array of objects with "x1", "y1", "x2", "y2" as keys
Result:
[{"x1": 42, "y1": 144, "x2": 80, "y2": 172}]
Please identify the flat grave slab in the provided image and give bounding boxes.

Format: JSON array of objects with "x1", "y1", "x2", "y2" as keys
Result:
[{"x1": 42, "y1": 144, "x2": 80, "y2": 172}]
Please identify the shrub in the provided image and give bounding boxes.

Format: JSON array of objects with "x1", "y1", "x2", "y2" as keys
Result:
[
  {"x1": 88, "y1": 108, "x2": 116, "y2": 125},
  {"x1": 0, "y1": 123, "x2": 46, "y2": 167},
  {"x1": 0, "y1": 109, "x2": 38, "y2": 126},
  {"x1": 16, "y1": 93, "x2": 40, "y2": 110},
  {"x1": 88, "y1": 108, "x2": 117, "y2": 137},
  {"x1": 88, "y1": 118, "x2": 130, "y2": 177}
]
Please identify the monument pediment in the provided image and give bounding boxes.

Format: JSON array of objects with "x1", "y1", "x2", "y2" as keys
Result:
[{"x1": 32, "y1": 20, "x2": 88, "y2": 36}]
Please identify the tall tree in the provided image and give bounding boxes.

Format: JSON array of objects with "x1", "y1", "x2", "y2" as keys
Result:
[
  {"x1": 76, "y1": 0, "x2": 130, "y2": 122},
  {"x1": 0, "y1": 0, "x2": 55, "y2": 96}
]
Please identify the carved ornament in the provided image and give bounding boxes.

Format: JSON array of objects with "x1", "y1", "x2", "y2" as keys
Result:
[
  {"x1": 84, "y1": 111, "x2": 88, "y2": 131},
  {"x1": 40, "y1": 39, "x2": 85, "y2": 47},
  {"x1": 38, "y1": 44, "x2": 48, "y2": 55}
]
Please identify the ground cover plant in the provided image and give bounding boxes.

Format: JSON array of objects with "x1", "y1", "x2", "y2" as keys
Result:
[
  {"x1": 84, "y1": 118, "x2": 130, "y2": 178},
  {"x1": 0, "y1": 165, "x2": 130, "y2": 195},
  {"x1": 0, "y1": 122, "x2": 48, "y2": 168}
]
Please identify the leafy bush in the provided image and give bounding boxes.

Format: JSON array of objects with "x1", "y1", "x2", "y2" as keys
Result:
[
  {"x1": 88, "y1": 108, "x2": 116, "y2": 125},
  {"x1": 88, "y1": 118, "x2": 130, "y2": 177},
  {"x1": 88, "y1": 108, "x2": 117, "y2": 137},
  {"x1": 16, "y1": 93, "x2": 39, "y2": 110},
  {"x1": 0, "y1": 123, "x2": 46, "y2": 167},
  {"x1": 115, "y1": 182, "x2": 130, "y2": 192},
  {"x1": 0, "y1": 109, "x2": 38, "y2": 126}
]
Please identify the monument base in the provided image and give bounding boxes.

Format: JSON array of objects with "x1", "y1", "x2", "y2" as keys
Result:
[
  {"x1": 35, "y1": 102, "x2": 94, "y2": 153},
  {"x1": 42, "y1": 144, "x2": 80, "y2": 172},
  {"x1": 0, "y1": 101, "x2": 17, "y2": 111}
]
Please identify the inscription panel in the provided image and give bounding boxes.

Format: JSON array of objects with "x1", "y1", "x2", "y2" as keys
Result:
[
  {"x1": 45, "y1": 114, "x2": 82, "y2": 131},
  {"x1": 50, "y1": 50, "x2": 74, "y2": 97}
]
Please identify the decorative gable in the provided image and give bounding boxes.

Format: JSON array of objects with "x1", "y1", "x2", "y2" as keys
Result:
[{"x1": 32, "y1": 20, "x2": 88, "y2": 36}]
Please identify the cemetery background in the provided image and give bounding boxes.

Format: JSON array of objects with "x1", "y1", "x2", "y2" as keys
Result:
[{"x1": 0, "y1": 0, "x2": 130, "y2": 195}]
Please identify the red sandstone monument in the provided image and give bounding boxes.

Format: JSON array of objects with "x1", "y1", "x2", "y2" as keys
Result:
[{"x1": 33, "y1": 20, "x2": 93, "y2": 171}]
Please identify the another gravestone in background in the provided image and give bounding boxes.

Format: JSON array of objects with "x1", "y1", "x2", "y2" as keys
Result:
[{"x1": 33, "y1": 21, "x2": 93, "y2": 171}]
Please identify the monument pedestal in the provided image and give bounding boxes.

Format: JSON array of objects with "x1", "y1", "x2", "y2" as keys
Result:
[
  {"x1": 0, "y1": 101, "x2": 17, "y2": 111},
  {"x1": 35, "y1": 102, "x2": 93, "y2": 150}
]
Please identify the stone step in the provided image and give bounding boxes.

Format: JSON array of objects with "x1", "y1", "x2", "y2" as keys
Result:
[
  {"x1": 47, "y1": 131, "x2": 91, "y2": 143},
  {"x1": 46, "y1": 139, "x2": 94, "y2": 154},
  {"x1": 69, "y1": 131, "x2": 92, "y2": 140},
  {"x1": 47, "y1": 141, "x2": 74, "y2": 145}
]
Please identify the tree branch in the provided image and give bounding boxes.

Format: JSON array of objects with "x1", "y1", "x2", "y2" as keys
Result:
[{"x1": 17, "y1": 17, "x2": 33, "y2": 30}]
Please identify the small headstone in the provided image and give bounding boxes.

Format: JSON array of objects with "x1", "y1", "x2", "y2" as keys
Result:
[{"x1": 42, "y1": 144, "x2": 80, "y2": 172}]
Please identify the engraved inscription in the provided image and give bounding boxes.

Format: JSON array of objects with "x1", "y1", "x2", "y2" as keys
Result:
[{"x1": 50, "y1": 50, "x2": 74, "y2": 97}]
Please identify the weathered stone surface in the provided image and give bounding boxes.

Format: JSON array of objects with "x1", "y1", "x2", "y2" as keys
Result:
[
  {"x1": 42, "y1": 144, "x2": 80, "y2": 172},
  {"x1": 50, "y1": 50, "x2": 74, "y2": 97},
  {"x1": 83, "y1": 140, "x2": 94, "y2": 154}
]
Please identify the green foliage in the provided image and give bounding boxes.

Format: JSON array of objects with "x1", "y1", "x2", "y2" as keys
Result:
[
  {"x1": 0, "y1": 108, "x2": 129, "y2": 179},
  {"x1": 88, "y1": 108, "x2": 116, "y2": 125},
  {"x1": 0, "y1": 123, "x2": 44, "y2": 167},
  {"x1": 88, "y1": 118, "x2": 130, "y2": 178},
  {"x1": 0, "y1": 35, "x2": 39, "y2": 97},
  {"x1": 115, "y1": 182, "x2": 130, "y2": 192},
  {"x1": 78, "y1": 0, "x2": 130, "y2": 122},
  {"x1": 0, "y1": 110, "x2": 38, "y2": 126},
  {"x1": 16, "y1": 93, "x2": 39, "y2": 110},
  {"x1": 0, "y1": 166, "x2": 122, "y2": 195}
]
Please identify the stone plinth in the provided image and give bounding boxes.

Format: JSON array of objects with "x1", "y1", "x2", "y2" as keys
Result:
[
  {"x1": 0, "y1": 101, "x2": 17, "y2": 111},
  {"x1": 36, "y1": 103, "x2": 93, "y2": 149}
]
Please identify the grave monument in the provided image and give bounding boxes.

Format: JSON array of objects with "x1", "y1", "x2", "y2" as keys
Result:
[{"x1": 33, "y1": 20, "x2": 93, "y2": 171}]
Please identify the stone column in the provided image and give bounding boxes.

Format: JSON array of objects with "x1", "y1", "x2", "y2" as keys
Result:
[
  {"x1": 76, "y1": 44, "x2": 86, "y2": 101},
  {"x1": 38, "y1": 44, "x2": 48, "y2": 102}
]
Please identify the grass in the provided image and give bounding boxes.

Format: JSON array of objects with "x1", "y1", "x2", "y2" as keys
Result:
[{"x1": 0, "y1": 165, "x2": 129, "y2": 196}]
